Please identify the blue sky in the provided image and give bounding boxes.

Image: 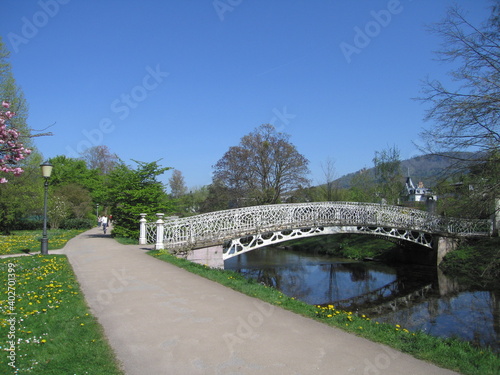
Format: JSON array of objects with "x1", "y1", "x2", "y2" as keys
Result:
[{"x1": 1, "y1": 0, "x2": 493, "y2": 189}]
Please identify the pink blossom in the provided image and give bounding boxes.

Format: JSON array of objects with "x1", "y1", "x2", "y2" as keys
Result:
[
  {"x1": 0, "y1": 100, "x2": 31, "y2": 184},
  {"x1": 13, "y1": 167, "x2": 23, "y2": 176},
  {"x1": 0, "y1": 105, "x2": 33, "y2": 182}
]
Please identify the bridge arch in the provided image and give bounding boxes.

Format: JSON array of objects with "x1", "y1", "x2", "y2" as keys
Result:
[{"x1": 224, "y1": 225, "x2": 434, "y2": 260}]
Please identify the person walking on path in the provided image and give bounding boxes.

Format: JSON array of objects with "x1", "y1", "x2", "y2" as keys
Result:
[{"x1": 101, "y1": 215, "x2": 108, "y2": 234}]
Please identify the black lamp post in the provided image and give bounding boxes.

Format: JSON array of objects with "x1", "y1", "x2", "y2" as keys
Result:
[
  {"x1": 96, "y1": 203, "x2": 99, "y2": 223},
  {"x1": 40, "y1": 161, "x2": 53, "y2": 255}
]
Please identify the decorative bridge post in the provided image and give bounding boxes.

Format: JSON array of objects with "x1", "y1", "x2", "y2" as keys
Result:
[
  {"x1": 155, "y1": 213, "x2": 165, "y2": 250},
  {"x1": 139, "y1": 213, "x2": 147, "y2": 245}
]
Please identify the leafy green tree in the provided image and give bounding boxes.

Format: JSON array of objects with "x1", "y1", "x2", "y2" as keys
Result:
[
  {"x1": 168, "y1": 169, "x2": 189, "y2": 215},
  {"x1": 200, "y1": 179, "x2": 233, "y2": 212},
  {"x1": 172, "y1": 187, "x2": 209, "y2": 216},
  {"x1": 107, "y1": 160, "x2": 173, "y2": 238},
  {"x1": 48, "y1": 155, "x2": 108, "y2": 208},
  {"x1": 188, "y1": 186, "x2": 209, "y2": 214},
  {"x1": 169, "y1": 169, "x2": 187, "y2": 199},
  {"x1": 0, "y1": 152, "x2": 44, "y2": 233},
  {"x1": 49, "y1": 155, "x2": 97, "y2": 187},
  {"x1": 48, "y1": 195, "x2": 71, "y2": 229},
  {"x1": 347, "y1": 168, "x2": 375, "y2": 203},
  {"x1": 54, "y1": 183, "x2": 93, "y2": 219}
]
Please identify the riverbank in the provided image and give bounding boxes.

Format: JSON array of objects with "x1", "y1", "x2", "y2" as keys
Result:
[
  {"x1": 283, "y1": 234, "x2": 500, "y2": 286},
  {"x1": 150, "y1": 250, "x2": 500, "y2": 375},
  {"x1": 439, "y1": 237, "x2": 500, "y2": 288},
  {"x1": 282, "y1": 233, "x2": 399, "y2": 261}
]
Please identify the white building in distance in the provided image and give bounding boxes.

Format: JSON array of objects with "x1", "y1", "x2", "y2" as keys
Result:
[{"x1": 403, "y1": 176, "x2": 437, "y2": 202}]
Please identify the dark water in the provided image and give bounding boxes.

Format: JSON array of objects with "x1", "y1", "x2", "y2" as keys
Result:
[{"x1": 225, "y1": 247, "x2": 500, "y2": 353}]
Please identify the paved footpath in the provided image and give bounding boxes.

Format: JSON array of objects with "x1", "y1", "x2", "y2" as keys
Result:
[{"x1": 57, "y1": 227, "x2": 458, "y2": 375}]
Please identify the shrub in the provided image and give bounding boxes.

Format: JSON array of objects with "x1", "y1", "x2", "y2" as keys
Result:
[
  {"x1": 110, "y1": 225, "x2": 138, "y2": 239},
  {"x1": 60, "y1": 218, "x2": 94, "y2": 230},
  {"x1": 12, "y1": 218, "x2": 43, "y2": 230}
]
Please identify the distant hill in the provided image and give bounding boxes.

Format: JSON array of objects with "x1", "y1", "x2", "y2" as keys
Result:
[{"x1": 334, "y1": 153, "x2": 470, "y2": 189}]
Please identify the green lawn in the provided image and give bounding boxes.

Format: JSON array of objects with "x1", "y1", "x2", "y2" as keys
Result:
[
  {"x1": 0, "y1": 255, "x2": 123, "y2": 374},
  {"x1": 0, "y1": 230, "x2": 86, "y2": 256}
]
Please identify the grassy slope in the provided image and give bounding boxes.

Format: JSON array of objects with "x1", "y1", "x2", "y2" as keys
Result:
[
  {"x1": 280, "y1": 233, "x2": 398, "y2": 261},
  {"x1": 439, "y1": 237, "x2": 500, "y2": 288}
]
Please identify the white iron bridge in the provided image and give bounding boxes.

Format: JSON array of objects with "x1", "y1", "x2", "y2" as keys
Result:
[{"x1": 140, "y1": 202, "x2": 492, "y2": 260}]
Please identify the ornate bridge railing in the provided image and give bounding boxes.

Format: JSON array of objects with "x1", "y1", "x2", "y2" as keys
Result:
[{"x1": 139, "y1": 202, "x2": 492, "y2": 257}]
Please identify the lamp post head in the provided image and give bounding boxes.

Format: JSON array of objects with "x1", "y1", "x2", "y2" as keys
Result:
[{"x1": 40, "y1": 161, "x2": 53, "y2": 179}]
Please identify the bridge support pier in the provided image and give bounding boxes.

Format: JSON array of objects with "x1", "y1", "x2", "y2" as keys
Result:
[
  {"x1": 178, "y1": 245, "x2": 224, "y2": 269},
  {"x1": 434, "y1": 236, "x2": 459, "y2": 266}
]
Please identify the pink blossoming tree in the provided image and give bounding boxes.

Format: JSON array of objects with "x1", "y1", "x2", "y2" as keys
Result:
[{"x1": 0, "y1": 100, "x2": 32, "y2": 183}]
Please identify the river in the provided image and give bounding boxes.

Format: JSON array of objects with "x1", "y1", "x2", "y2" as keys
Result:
[{"x1": 224, "y1": 246, "x2": 500, "y2": 353}]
